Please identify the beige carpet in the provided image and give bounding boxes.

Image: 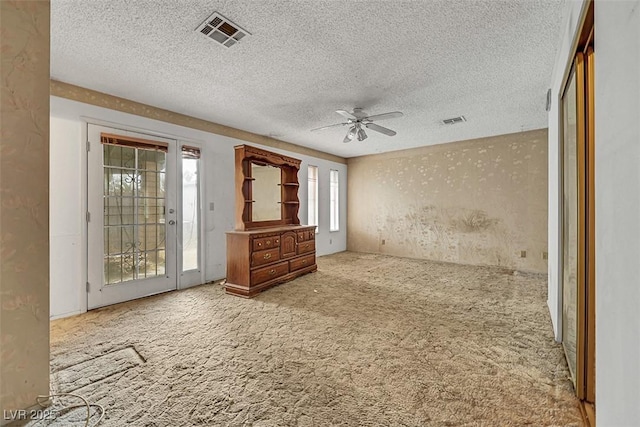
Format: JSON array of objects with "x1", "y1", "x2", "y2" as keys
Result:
[{"x1": 45, "y1": 252, "x2": 582, "y2": 426}]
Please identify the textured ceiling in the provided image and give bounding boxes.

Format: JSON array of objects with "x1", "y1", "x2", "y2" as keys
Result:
[{"x1": 51, "y1": 0, "x2": 565, "y2": 158}]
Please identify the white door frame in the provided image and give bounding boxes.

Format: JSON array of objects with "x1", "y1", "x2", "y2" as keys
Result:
[{"x1": 86, "y1": 123, "x2": 178, "y2": 309}]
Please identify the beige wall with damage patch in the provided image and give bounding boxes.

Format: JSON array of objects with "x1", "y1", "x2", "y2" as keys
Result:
[
  {"x1": 0, "y1": 0, "x2": 51, "y2": 418},
  {"x1": 347, "y1": 129, "x2": 548, "y2": 273}
]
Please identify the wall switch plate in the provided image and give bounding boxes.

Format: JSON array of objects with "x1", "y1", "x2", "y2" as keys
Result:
[
  {"x1": 329, "y1": 239, "x2": 332, "y2": 244},
  {"x1": 382, "y1": 239, "x2": 386, "y2": 245},
  {"x1": 209, "y1": 202, "x2": 215, "y2": 211},
  {"x1": 520, "y1": 250, "x2": 527, "y2": 258},
  {"x1": 543, "y1": 251, "x2": 548, "y2": 260}
]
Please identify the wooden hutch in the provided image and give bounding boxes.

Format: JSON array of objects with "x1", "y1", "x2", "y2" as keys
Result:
[{"x1": 225, "y1": 145, "x2": 317, "y2": 297}]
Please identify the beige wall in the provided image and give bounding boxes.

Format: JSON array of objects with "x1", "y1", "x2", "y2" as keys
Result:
[
  {"x1": 348, "y1": 129, "x2": 548, "y2": 273},
  {"x1": 0, "y1": 0, "x2": 50, "y2": 417}
]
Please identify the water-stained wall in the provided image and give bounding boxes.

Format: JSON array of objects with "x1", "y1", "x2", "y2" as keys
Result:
[
  {"x1": 347, "y1": 129, "x2": 548, "y2": 273},
  {"x1": 0, "y1": 0, "x2": 50, "y2": 417}
]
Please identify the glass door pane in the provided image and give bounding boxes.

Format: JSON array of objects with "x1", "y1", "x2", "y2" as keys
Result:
[
  {"x1": 103, "y1": 144, "x2": 167, "y2": 284},
  {"x1": 181, "y1": 155, "x2": 199, "y2": 272},
  {"x1": 562, "y1": 66, "x2": 578, "y2": 386}
]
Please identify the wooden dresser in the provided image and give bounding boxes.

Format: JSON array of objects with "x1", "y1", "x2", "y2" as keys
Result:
[
  {"x1": 225, "y1": 225, "x2": 317, "y2": 297},
  {"x1": 225, "y1": 144, "x2": 317, "y2": 297}
]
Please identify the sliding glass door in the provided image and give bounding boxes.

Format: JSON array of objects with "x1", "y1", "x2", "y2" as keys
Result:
[
  {"x1": 561, "y1": 42, "x2": 595, "y2": 406},
  {"x1": 561, "y1": 57, "x2": 581, "y2": 385}
]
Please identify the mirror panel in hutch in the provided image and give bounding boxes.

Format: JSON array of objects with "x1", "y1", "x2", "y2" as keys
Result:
[{"x1": 225, "y1": 145, "x2": 317, "y2": 297}]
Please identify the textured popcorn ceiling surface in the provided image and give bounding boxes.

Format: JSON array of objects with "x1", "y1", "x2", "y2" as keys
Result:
[{"x1": 51, "y1": 0, "x2": 565, "y2": 158}]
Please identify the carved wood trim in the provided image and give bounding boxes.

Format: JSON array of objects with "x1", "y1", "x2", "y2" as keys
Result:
[
  {"x1": 234, "y1": 144, "x2": 301, "y2": 230},
  {"x1": 239, "y1": 145, "x2": 302, "y2": 169}
]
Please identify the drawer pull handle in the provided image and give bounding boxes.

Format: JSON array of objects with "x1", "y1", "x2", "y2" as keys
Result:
[
  {"x1": 264, "y1": 253, "x2": 272, "y2": 260},
  {"x1": 269, "y1": 269, "x2": 276, "y2": 275},
  {"x1": 275, "y1": 239, "x2": 279, "y2": 244},
  {"x1": 302, "y1": 260, "x2": 307, "y2": 264},
  {"x1": 266, "y1": 240, "x2": 271, "y2": 245},
  {"x1": 257, "y1": 242, "x2": 262, "y2": 247}
]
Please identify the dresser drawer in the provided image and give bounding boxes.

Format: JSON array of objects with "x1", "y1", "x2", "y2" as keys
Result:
[
  {"x1": 253, "y1": 236, "x2": 280, "y2": 252},
  {"x1": 297, "y1": 240, "x2": 315, "y2": 255},
  {"x1": 251, "y1": 261, "x2": 289, "y2": 286},
  {"x1": 251, "y1": 247, "x2": 280, "y2": 267},
  {"x1": 297, "y1": 230, "x2": 315, "y2": 242},
  {"x1": 290, "y1": 254, "x2": 315, "y2": 272}
]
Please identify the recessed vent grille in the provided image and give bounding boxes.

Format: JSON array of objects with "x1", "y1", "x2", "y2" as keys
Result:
[
  {"x1": 196, "y1": 12, "x2": 250, "y2": 48},
  {"x1": 442, "y1": 116, "x2": 466, "y2": 125}
]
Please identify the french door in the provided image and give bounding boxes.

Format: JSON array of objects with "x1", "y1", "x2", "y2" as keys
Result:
[{"x1": 87, "y1": 124, "x2": 178, "y2": 309}]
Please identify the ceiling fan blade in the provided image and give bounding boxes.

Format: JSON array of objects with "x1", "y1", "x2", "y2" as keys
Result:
[
  {"x1": 310, "y1": 122, "x2": 348, "y2": 132},
  {"x1": 365, "y1": 123, "x2": 397, "y2": 136},
  {"x1": 365, "y1": 111, "x2": 403, "y2": 121},
  {"x1": 336, "y1": 109, "x2": 357, "y2": 120}
]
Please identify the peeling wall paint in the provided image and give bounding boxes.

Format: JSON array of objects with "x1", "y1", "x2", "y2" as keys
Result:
[{"x1": 347, "y1": 129, "x2": 548, "y2": 273}]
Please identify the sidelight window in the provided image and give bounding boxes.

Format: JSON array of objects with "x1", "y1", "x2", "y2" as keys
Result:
[{"x1": 329, "y1": 169, "x2": 339, "y2": 232}]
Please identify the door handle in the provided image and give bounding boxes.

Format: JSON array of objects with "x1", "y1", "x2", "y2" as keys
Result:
[{"x1": 168, "y1": 220, "x2": 176, "y2": 225}]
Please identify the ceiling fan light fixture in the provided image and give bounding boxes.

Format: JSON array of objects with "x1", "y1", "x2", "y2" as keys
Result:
[
  {"x1": 348, "y1": 126, "x2": 357, "y2": 139},
  {"x1": 357, "y1": 127, "x2": 367, "y2": 141},
  {"x1": 343, "y1": 126, "x2": 357, "y2": 143}
]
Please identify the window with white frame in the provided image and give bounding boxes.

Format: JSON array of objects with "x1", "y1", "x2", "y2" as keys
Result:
[
  {"x1": 181, "y1": 145, "x2": 200, "y2": 272},
  {"x1": 308, "y1": 165, "x2": 318, "y2": 232},
  {"x1": 329, "y1": 169, "x2": 339, "y2": 231}
]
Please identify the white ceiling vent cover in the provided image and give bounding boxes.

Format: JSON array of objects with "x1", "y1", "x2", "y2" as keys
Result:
[
  {"x1": 441, "y1": 116, "x2": 467, "y2": 125},
  {"x1": 196, "y1": 12, "x2": 250, "y2": 48}
]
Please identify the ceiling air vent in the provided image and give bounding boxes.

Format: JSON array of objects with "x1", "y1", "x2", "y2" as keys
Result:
[
  {"x1": 441, "y1": 116, "x2": 466, "y2": 125},
  {"x1": 196, "y1": 12, "x2": 250, "y2": 48}
]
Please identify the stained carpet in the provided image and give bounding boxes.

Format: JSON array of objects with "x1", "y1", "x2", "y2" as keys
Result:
[{"x1": 45, "y1": 252, "x2": 582, "y2": 426}]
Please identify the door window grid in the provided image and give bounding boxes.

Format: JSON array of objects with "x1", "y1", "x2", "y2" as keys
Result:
[{"x1": 103, "y1": 144, "x2": 167, "y2": 284}]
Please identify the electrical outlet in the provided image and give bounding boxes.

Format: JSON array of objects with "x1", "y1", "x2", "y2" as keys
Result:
[
  {"x1": 542, "y1": 251, "x2": 548, "y2": 260},
  {"x1": 520, "y1": 250, "x2": 527, "y2": 258}
]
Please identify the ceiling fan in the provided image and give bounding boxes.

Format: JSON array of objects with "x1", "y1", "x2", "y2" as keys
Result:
[{"x1": 310, "y1": 108, "x2": 403, "y2": 143}]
